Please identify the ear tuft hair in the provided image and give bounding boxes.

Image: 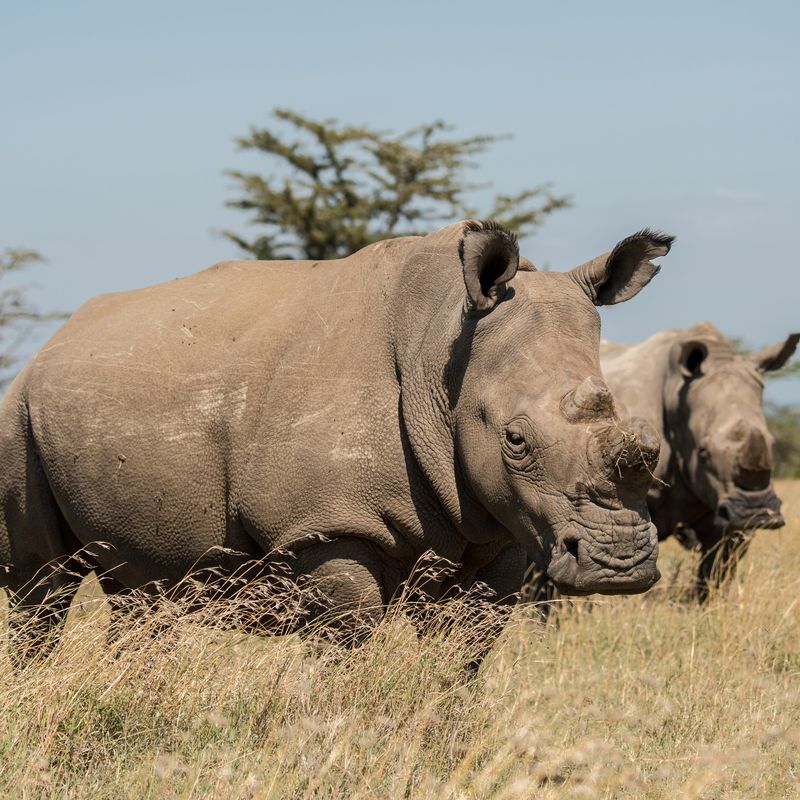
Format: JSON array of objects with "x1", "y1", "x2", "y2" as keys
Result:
[
  {"x1": 615, "y1": 228, "x2": 675, "y2": 258},
  {"x1": 569, "y1": 227, "x2": 674, "y2": 306},
  {"x1": 460, "y1": 219, "x2": 518, "y2": 240}
]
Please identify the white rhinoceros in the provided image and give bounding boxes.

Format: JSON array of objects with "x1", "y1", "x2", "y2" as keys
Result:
[
  {"x1": 601, "y1": 322, "x2": 798, "y2": 599},
  {"x1": 0, "y1": 220, "x2": 672, "y2": 661}
]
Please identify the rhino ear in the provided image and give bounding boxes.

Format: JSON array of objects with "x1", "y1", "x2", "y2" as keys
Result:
[
  {"x1": 677, "y1": 340, "x2": 708, "y2": 379},
  {"x1": 459, "y1": 220, "x2": 519, "y2": 312},
  {"x1": 570, "y1": 229, "x2": 674, "y2": 306},
  {"x1": 749, "y1": 333, "x2": 800, "y2": 372}
]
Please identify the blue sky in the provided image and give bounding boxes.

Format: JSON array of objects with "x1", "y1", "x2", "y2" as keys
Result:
[{"x1": 2, "y1": 0, "x2": 799, "y2": 400}]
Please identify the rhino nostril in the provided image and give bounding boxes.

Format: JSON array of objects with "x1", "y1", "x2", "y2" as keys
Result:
[
  {"x1": 717, "y1": 504, "x2": 731, "y2": 522},
  {"x1": 564, "y1": 538, "x2": 580, "y2": 562}
]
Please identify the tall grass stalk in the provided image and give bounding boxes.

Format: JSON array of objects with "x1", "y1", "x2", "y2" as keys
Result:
[{"x1": 1, "y1": 482, "x2": 799, "y2": 798}]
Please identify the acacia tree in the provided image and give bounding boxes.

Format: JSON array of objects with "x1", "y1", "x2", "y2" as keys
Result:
[
  {"x1": 225, "y1": 109, "x2": 570, "y2": 260},
  {"x1": 0, "y1": 248, "x2": 65, "y2": 384}
]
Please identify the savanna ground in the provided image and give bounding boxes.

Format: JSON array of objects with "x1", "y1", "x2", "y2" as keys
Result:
[{"x1": 1, "y1": 484, "x2": 799, "y2": 799}]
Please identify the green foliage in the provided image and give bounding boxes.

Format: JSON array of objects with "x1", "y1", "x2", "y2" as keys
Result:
[
  {"x1": 764, "y1": 358, "x2": 800, "y2": 379},
  {"x1": 0, "y1": 248, "x2": 66, "y2": 382},
  {"x1": 225, "y1": 109, "x2": 571, "y2": 260},
  {"x1": 765, "y1": 403, "x2": 800, "y2": 478}
]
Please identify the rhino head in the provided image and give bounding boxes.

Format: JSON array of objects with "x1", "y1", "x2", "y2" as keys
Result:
[
  {"x1": 399, "y1": 221, "x2": 674, "y2": 596},
  {"x1": 664, "y1": 323, "x2": 798, "y2": 532}
]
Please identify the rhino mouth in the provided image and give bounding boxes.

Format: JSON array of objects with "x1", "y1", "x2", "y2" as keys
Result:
[
  {"x1": 546, "y1": 510, "x2": 660, "y2": 596},
  {"x1": 714, "y1": 488, "x2": 784, "y2": 531}
]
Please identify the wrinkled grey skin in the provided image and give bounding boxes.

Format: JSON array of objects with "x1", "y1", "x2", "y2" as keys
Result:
[
  {"x1": 601, "y1": 322, "x2": 798, "y2": 600},
  {"x1": 0, "y1": 220, "x2": 671, "y2": 662}
]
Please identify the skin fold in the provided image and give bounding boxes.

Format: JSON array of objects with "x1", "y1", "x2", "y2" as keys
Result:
[{"x1": 0, "y1": 220, "x2": 672, "y2": 663}]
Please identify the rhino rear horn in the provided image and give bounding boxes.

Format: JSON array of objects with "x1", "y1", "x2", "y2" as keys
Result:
[
  {"x1": 570, "y1": 228, "x2": 674, "y2": 306},
  {"x1": 459, "y1": 220, "x2": 519, "y2": 312},
  {"x1": 749, "y1": 333, "x2": 800, "y2": 372}
]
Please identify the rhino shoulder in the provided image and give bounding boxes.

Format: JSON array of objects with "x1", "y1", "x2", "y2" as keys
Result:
[{"x1": 599, "y1": 339, "x2": 627, "y2": 359}]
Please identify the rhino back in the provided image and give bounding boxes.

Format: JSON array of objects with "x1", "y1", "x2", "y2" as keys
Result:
[
  {"x1": 600, "y1": 332, "x2": 679, "y2": 435},
  {"x1": 21, "y1": 247, "x2": 431, "y2": 585}
]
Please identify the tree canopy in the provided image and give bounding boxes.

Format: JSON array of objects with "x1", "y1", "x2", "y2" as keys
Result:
[
  {"x1": 225, "y1": 109, "x2": 570, "y2": 261},
  {"x1": 0, "y1": 248, "x2": 65, "y2": 383}
]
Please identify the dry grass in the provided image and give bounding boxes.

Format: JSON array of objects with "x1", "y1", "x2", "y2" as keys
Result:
[{"x1": 2, "y1": 482, "x2": 800, "y2": 799}]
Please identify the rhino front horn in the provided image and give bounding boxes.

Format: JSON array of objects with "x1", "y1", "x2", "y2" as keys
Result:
[{"x1": 561, "y1": 376, "x2": 614, "y2": 422}]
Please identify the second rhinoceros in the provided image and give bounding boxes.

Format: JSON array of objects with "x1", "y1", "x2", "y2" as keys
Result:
[
  {"x1": 601, "y1": 322, "x2": 798, "y2": 599},
  {"x1": 0, "y1": 220, "x2": 671, "y2": 661}
]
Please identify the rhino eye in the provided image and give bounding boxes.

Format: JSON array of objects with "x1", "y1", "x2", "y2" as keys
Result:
[
  {"x1": 503, "y1": 426, "x2": 530, "y2": 465},
  {"x1": 505, "y1": 430, "x2": 525, "y2": 447}
]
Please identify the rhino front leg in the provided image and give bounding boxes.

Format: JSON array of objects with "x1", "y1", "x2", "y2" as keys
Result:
[
  {"x1": 520, "y1": 570, "x2": 560, "y2": 623},
  {"x1": 291, "y1": 537, "x2": 388, "y2": 650},
  {"x1": 462, "y1": 541, "x2": 527, "y2": 671},
  {"x1": 696, "y1": 527, "x2": 752, "y2": 603},
  {"x1": 408, "y1": 541, "x2": 526, "y2": 673}
]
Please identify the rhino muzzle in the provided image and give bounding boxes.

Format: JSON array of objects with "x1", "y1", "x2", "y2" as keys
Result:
[
  {"x1": 546, "y1": 515, "x2": 661, "y2": 595},
  {"x1": 543, "y1": 411, "x2": 662, "y2": 595},
  {"x1": 715, "y1": 488, "x2": 784, "y2": 531}
]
